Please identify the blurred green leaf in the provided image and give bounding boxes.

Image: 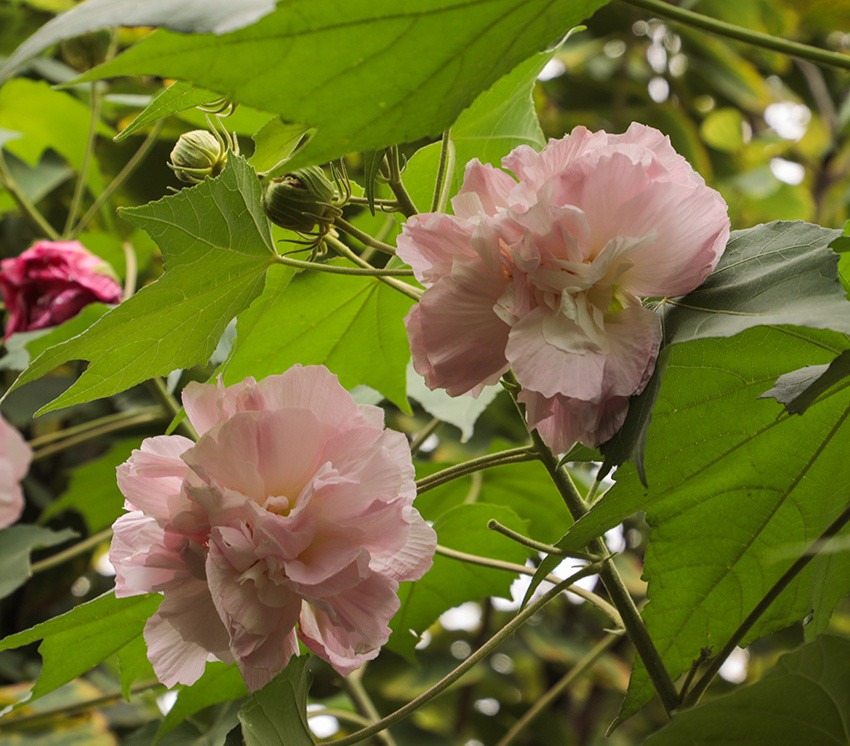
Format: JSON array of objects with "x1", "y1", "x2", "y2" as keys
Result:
[
  {"x1": 237, "y1": 657, "x2": 313, "y2": 746},
  {"x1": 0, "y1": 525, "x2": 77, "y2": 600},
  {"x1": 699, "y1": 107, "x2": 746, "y2": 152},
  {"x1": 0, "y1": 592, "x2": 161, "y2": 709},
  {"x1": 158, "y1": 663, "x2": 248, "y2": 741},
  {"x1": 388, "y1": 503, "x2": 531, "y2": 660},
  {"x1": 76, "y1": 0, "x2": 609, "y2": 170},
  {"x1": 8, "y1": 155, "x2": 276, "y2": 414},
  {"x1": 40, "y1": 437, "x2": 145, "y2": 532},
  {"x1": 645, "y1": 635, "x2": 850, "y2": 745},
  {"x1": 226, "y1": 263, "x2": 414, "y2": 411}
]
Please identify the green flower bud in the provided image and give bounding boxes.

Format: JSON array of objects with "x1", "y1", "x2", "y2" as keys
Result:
[
  {"x1": 168, "y1": 130, "x2": 228, "y2": 184},
  {"x1": 262, "y1": 166, "x2": 339, "y2": 234}
]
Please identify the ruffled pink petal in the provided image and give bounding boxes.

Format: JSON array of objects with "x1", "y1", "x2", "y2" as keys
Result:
[
  {"x1": 600, "y1": 303, "x2": 662, "y2": 397},
  {"x1": 453, "y1": 159, "x2": 518, "y2": 218},
  {"x1": 368, "y1": 505, "x2": 437, "y2": 583},
  {"x1": 406, "y1": 263, "x2": 511, "y2": 397},
  {"x1": 0, "y1": 415, "x2": 31, "y2": 528},
  {"x1": 396, "y1": 212, "x2": 479, "y2": 287},
  {"x1": 182, "y1": 377, "x2": 262, "y2": 436},
  {"x1": 116, "y1": 435, "x2": 194, "y2": 517},
  {"x1": 298, "y1": 604, "x2": 381, "y2": 676}
]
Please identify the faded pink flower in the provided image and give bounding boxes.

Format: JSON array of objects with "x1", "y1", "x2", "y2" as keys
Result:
[
  {"x1": 110, "y1": 366, "x2": 435, "y2": 691},
  {"x1": 0, "y1": 413, "x2": 31, "y2": 528},
  {"x1": 0, "y1": 240, "x2": 122, "y2": 338},
  {"x1": 398, "y1": 123, "x2": 730, "y2": 452}
]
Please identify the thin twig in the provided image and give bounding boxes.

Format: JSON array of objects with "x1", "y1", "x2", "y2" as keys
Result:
[
  {"x1": 325, "y1": 235, "x2": 422, "y2": 301},
  {"x1": 273, "y1": 254, "x2": 413, "y2": 276},
  {"x1": 335, "y1": 217, "x2": 397, "y2": 255},
  {"x1": 0, "y1": 151, "x2": 59, "y2": 239},
  {"x1": 415, "y1": 446, "x2": 539, "y2": 494},
  {"x1": 30, "y1": 527, "x2": 114, "y2": 575},
  {"x1": 63, "y1": 81, "x2": 103, "y2": 237}
]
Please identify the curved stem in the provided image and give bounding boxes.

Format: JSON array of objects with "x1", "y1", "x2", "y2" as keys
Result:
[
  {"x1": 30, "y1": 527, "x2": 113, "y2": 575},
  {"x1": 0, "y1": 151, "x2": 59, "y2": 240},
  {"x1": 147, "y1": 377, "x2": 197, "y2": 441},
  {"x1": 313, "y1": 708, "x2": 373, "y2": 728},
  {"x1": 325, "y1": 235, "x2": 422, "y2": 301},
  {"x1": 683, "y1": 500, "x2": 850, "y2": 707},
  {"x1": 430, "y1": 129, "x2": 454, "y2": 213},
  {"x1": 496, "y1": 632, "x2": 623, "y2": 746},
  {"x1": 70, "y1": 120, "x2": 165, "y2": 239},
  {"x1": 273, "y1": 254, "x2": 413, "y2": 277},
  {"x1": 322, "y1": 571, "x2": 596, "y2": 746},
  {"x1": 409, "y1": 417, "x2": 442, "y2": 457},
  {"x1": 63, "y1": 81, "x2": 103, "y2": 237},
  {"x1": 346, "y1": 196, "x2": 400, "y2": 210},
  {"x1": 415, "y1": 446, "x2": 539, "y2": 495},
  {"x1": 488, "y1": 519, "x2": 598, "y2": 561},
  {"x1": 343, "y1": 666, "x2": 398, "y2": 746},
  {"x1": 0, "y1": 679, "x2": 162, "y2": 729},
  {"x1": 503, "y1": 372, "x2": 679, "y2": 715},
  {"x1": 31, "y1": 407, "x2": 165, "y2": 461},
  {"x1": 385, "y1": 146, "x2": 418, "y2": 218},
  {"x1": 335, "y1": 218, "x2": 397, "y2": 255},
  {"x1": 435, "y1": 544, "x2": 623, "y2": 626},
  {"x1": 621, "y1": 0, "x2": 850, "y2": 71}
]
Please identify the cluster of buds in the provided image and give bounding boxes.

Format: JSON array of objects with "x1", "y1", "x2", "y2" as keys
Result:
[
  {"x1": 168, "y1": 126, "x2": 238, "y2": 185},
  {"x1": 262, "y1": 164, "x2": 350, "y2": 253}
]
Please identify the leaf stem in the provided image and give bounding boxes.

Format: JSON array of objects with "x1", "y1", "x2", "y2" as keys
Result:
[
  {"x1": 147, "y1": 377, "x2": 197, "y2": 440},
  {"x1": 321, "y1": 570, "x2": 597, "y2": 746},
  {"x1": 343, "y1": 666, "x2": 398, "y2": 746},
  {"x1": 273, "y1": 254, "x2": 413, "y2": 277},
  {"x1": 430, "y1": 129, "x2": 455, "y2": 213},
  {"x1": 346, "y1": 196, "x2": 401, "y2": 210},
  {"x1": 409, "y1": 416, "x2": 442, "y2": 457},
  {"x1": 63, "y1": 81, "x2": 103, "y2": 237},
  {"x1": 415, "y1": 446, "x2": 539, "y2": 494},
  {"x1": 335, "y1": 218, "x2": 397, "y2": 255},
  {"x1": 69, "y1": 121, "x2": 165, "y2": 239},
  {"x1": 683, "y1": 499, "x2": 850, "y2": 707},
  {"x1": 325, "y1": 235, "x2": 422, "y2": 301},
  {"x1": 31, "y1": 406, "x2": 166, "y2": 462},
  {"x1": 620, "y1": 0, "x2": 850, "y2": 71},
  {"x1": 487, "y1": 519, "x2": 599, "y2": 561},
  {"x1": 0, "y1": 151, "x2": 59, "y2": 240},
  {"x1": 495, "y1": 632, "x2": 623, "y2": 746},
  {"x1": 30, "y1": 527, "x2": 114, "y2": 575},
  {"x1": 435, "y1": 544, "x2": 623, "y2": 626},
  {"x1": 503, "y1": 372, "x2": 679, "y2": 715},
  {"x1": 0, "y1": 679, "x2": 162, "y2": 729},
  {"x1": 385, "y1": 146, "x2": 418, "y2": 218}
]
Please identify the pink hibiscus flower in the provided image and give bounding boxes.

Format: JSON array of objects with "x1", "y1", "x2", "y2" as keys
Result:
[
  {"x1": 398, "y1": 123, "x2": 730, "y2": 451},
  {"x1": 110, "y1": 365, "x2": 436, "y2": 691},
  {"x1": 0, "y1": 413, "x2": 32, "y2": 528}
]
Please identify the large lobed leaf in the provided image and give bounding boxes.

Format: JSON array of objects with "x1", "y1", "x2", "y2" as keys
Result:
[
  {"x1": 75, "y1": 0, "x2": 610, "y2": 170},
  {"x1": 0, "y1": 592, "x2": 161, "y2": 708},
  {"x1": 7, "y1": 155, "x2": 277, "y2": 414},
  {"x1": 564, "y1": 325, "x2": 850, "y2": 723},
  {"x1": 645, "y1": 635, "x2": 850, "y2": 745},
  {"x1": 225, "y1": 263, "x2": 414, "y2": 411},
  {"x1": 0, "y1": 0, "x2": 281, "y2": 81}
]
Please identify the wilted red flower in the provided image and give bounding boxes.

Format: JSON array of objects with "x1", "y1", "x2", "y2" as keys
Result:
[
  {"x1": 0, "y1": 240, "x2": 122, "y2": 338},
  {"x1": 397, "y1": 123, "x2": 730, "y2": 452}
]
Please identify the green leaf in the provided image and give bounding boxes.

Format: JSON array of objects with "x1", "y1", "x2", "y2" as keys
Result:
[
  {"x1": 645, "y1": 635, "x2": 850, "y2": 745},
  {"x1": 237, "y1": 657, "x2": 313, "y2": 746},
  {"x1": 561, "y1": 326, "x2": 850, "y2": 723},
  {"x1": 0, "y1": 525, "x2": 77, "y2": 600},
  {"x1": 40, "y1": 437, "x2": 144, "y2": 532},
  {"x1": 8, "y1": 155, "x2": 276, "y2": 414},
  {"x1": 158, "y1": 663, "x2": 248, "y2": 741},
  {"x1": 75, "y1": 0, "x2": 609, "y2": 170},
  {"x1": 225, "y1": 263, "x2": 414, "y2": 411},
  {"x1": 699, "y1": 107, "x2": 746, "y2": 153},
  {"x1": 250, "y1": 118, "x2": 310, "y2": 176},
  {"x1": 761, "y1": 349, "x2": 850, "y2": 416},
  {"x1": 600, "y1": 221, "x2": 850, "y2": 480},
  {"x1": 663, "y1": 222, "x2": 850, "y2": 345},
  {"x1": 114, "y1": 633, "x2": 156, "y2": 698},
  {"x1": 0, "y1": 592, "x2": 161, "y2": 708},
  {"x1": 403, "y1": 49, "x2": 551, "y2": 211},
  {"x1": 115, "y1": 80, "x2": 221, "y2": 141},
  {"x1": 0, "y1": 0, "x2": 280, "y2": 82},
  {"x1": 388, "y1": 503, "x2": 531, "y2": 660}
]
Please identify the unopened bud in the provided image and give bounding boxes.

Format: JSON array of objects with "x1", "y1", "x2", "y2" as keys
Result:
[
  {"x1": 168, "y1": 130, "x2": 228, "y2": 184},
  {"x1": 262, "y1": 166, "x2": 339, "y2": 234}
]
